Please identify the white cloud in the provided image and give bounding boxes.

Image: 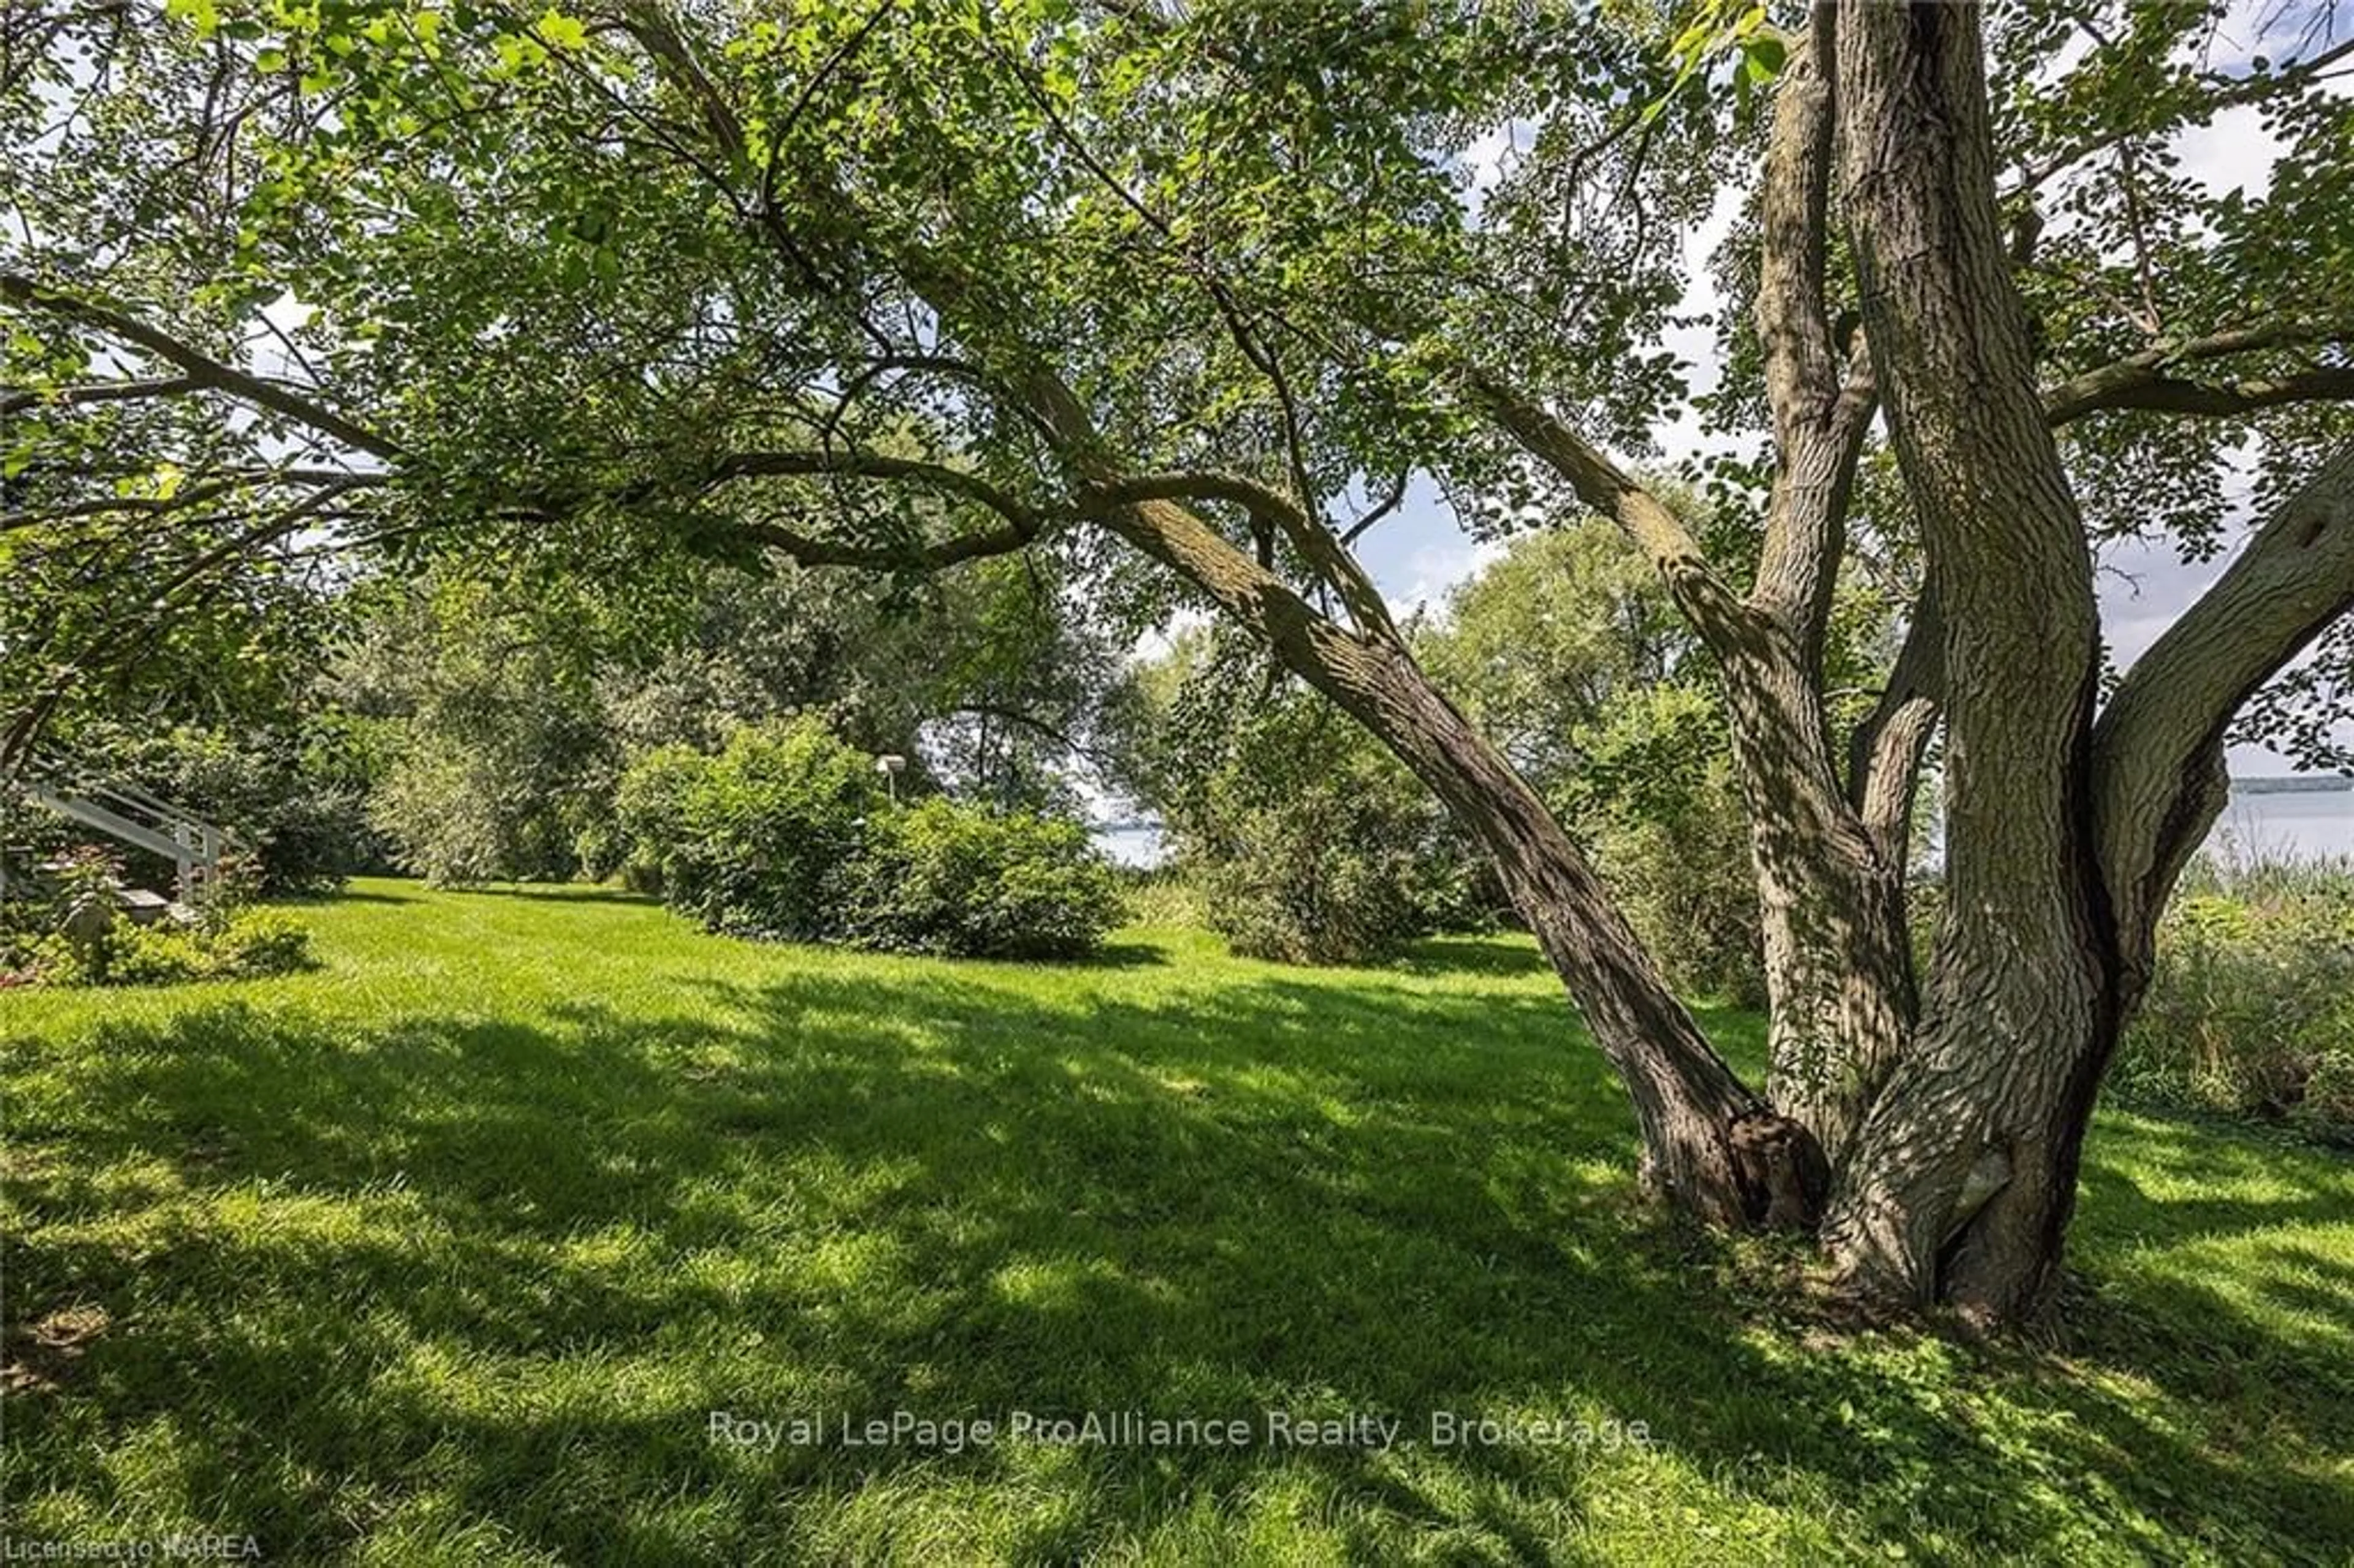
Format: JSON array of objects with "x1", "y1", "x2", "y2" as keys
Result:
[
  {"x1": 2176, "y1": 102, "x2": 2280, "y2": 200},
  {"x1": 1129, "y1": 606, "x2": 1210, "y2": 664},
  {"x1": 1460, "y1": 117, "x2": 1541, "y2": 213},
  {"x1": 1387, "y1": 535, "x2": 1507, "y2": 621}
]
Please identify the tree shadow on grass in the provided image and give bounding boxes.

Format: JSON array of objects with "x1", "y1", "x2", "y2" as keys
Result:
[
  {"x1": 1383, "y1": 932, "x2": 1555, "y2": 980},
  {"x1": 280, "y1": 885, "x2": 417, "y2": 905},
  {"x1": 455, "y1": 883, "x2": 664, "y2": 906},
  {"x1": 5, "y1": 973, "x2": 2351, "y2": 1563},
  {"x1": 1050, "y1": 939, "x2": 1171, "y2": 969}
]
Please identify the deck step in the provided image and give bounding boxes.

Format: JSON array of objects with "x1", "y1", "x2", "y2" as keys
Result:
[{"x1": 116, "y1": 888, "x2": 175, "y2": 926}]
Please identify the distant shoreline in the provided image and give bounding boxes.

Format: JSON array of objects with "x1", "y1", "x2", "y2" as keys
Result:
[{"x1": 2231, "y1": 776, "x2": 2354, "y2": 796}]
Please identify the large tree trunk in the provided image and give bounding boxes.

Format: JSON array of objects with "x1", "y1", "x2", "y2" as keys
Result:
[{"x1": 1821, "y1": 0, "x2": 2115, "y2": 1326}]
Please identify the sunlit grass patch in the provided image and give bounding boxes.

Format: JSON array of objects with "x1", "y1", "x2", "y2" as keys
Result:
[{"x1": 4, "y1": 880, "x2": 2350, "y2": 1564}]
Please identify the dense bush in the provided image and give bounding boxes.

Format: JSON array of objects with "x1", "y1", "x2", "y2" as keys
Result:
[
  {"x1": 1192, "y1": 793, "x2": 1436, "y2": 967},
  {"x1": 616, "y1": 718, "x2": 879, "y2": 938},
  {"x1": 0, "y1": 849, "x2": 314, "y2": 988},
  {"x1": 337, "y1": 584, "x2": 614, "y2": 886},
  {"x1": 614, "y1": 717, "x2": 1118, "y2": 959},
  {"x1": 2115, "y1": 858, "x2": 2354, "y2": 1141},
  {"x1": 610, "y1": 742, "x2": 712, "y2": 892},
  {"x1": 846, "y1": 797, "x2": 1123, "y2": 959},
  {"x1": 367, "y1": 751, "x2": 525, "y2": 887},
  {"x1": 1160, "y1": 688, "x2": 1491, "y2": 967}
]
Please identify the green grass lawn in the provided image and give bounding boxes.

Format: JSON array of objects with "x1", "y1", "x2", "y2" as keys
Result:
[{"x1": 4, "y1": 881, "x2": 2350, "y2": 1564}]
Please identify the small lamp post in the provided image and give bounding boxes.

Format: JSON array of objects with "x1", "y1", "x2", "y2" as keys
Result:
[{"x1": 874, "y1": 753, "x2": 906, "y2": 805}]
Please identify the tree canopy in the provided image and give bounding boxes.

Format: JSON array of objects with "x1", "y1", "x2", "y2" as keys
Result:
[{"x1": 7, "y1": 0, "x2": 2352, "y2": 1327}]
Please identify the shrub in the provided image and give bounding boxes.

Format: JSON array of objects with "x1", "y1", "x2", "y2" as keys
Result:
[
  {"x1": 1145, "y1": 682, "x2": 1492, "y2": 967},
  {"x1": 203, "y1": 909, "x2": 316, "y2": 976},
  {"x1": 105, "y1": 924, "x2": 209, "y2": 985},
  {"x1": 617, "y1": 718, "x2": 882, "y2": 938},
  {"x1": 615, "y1": 718, "x2": 1119, "y2": 959},
  {"x1": 2116, "y1": 858, "x2": 2354, "y2": 1141},
  {"x1": 337, "y1": 580, "x2": 618, "y2": 885},
  {"x1": 846, "y1": 798, "x2": 1123, "y2": 959},
  {"x1": 367, "y1": 751, "x2": 516, "y2": 886},
  {"x1": 1193, "y1": 795, "x2": 1434, "y2": 966},
  {"x1": 0, "y1": 854, "x2": 313, "y2": 989},
  {"x1": 369, "y1": 748, "x2": 593, "y2": 886},
  {"x1": 611, "y1": 741, "x2": 717, "y2": 895}
]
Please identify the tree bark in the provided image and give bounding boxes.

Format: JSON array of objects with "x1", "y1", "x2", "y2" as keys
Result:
[
  {"x1": 1733, "y1": 13, "x2": 1918, "y2": 1165},
  {"x1": 1339, "y1": 634, "x2": 1829, "y2": 1228},
  {"x1": 1721, "y1": 636, "x2": 1917, "y2": 1166},
  {"x1": 1824, "y1": 0, "x2": 2115, "y2": 1327}
]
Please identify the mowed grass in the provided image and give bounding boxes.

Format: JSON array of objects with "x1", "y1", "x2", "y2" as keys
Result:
[{"x1": 2, "y1": 882, "x2": 2350, "y2": 1566}]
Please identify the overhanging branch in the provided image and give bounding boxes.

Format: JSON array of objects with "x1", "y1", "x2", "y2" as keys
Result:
[
  {"x1": 709, "y1": 450, "x2": 1047, "y2": 569},
  {"x1": 2042, "y1": 320, "x2": 2354, "y2": 425},
  {"x1": 0, "y1": 376, "x2": 202, "y2": 417},
  {"x1": 2046, "y1": 365, "x2": 2354, "y2": 424},
  {"x1": 1, "y1": 272, "x2": 400, "y2": 462}
]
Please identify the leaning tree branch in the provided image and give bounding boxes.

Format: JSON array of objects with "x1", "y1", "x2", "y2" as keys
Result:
[
  {"x1": 0, "y1": 464, "x2": 391, "y2": 535},
  {"x1": 0, "y1": 376, "x2": 203, "y2": 417},
  {"x1": 1, "y1": 272, "x2": 400, "y2": 461},
  {"x1": 2093, "y1": 441, "x2": 2354, "y2": 958},
  {"x1": 710, "y1": 449, "x2": 1043, "y2": 530},
  {"x1": 706, "y1": 449, "x2": 1048, "y2": 569},
  {"x1": 1460, "y1": 362, "x2": 1746, "y2": 639},
  {"x1": 2046, "y1": 366, "x2": 2354, "y2": 424},
  {"x1": 1341, "y1": 469, "x2": 1411, "y2": 546},
  {"x1": 1003, "y1": 384, "x2": 1385, "y2": 712},
  {"x1": 1077, "y1": 468, "x2": 1397, "y2": 639}
]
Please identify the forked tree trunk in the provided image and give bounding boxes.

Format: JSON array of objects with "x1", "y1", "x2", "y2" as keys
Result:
[
  {"x1": 1007, "y1": 1, "x2": 2350, "y2": 1327},
  {"x1": 1824, "y1": 967, "x2": 2114, "y2": 1325}
]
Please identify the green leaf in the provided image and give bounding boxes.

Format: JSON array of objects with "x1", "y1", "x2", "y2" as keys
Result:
[
  {"x1": 163, "y1": 0, "x2": 219, "y2": 39},
  {"x1": 538, "y1": 9, "x2": 589, "y2": 51}
]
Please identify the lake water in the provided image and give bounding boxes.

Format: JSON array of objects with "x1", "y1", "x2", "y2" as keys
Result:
[
  {"x1": 1092, "y1": 821, "x2": 1168, "y2": 869},
  {"x1": 2204, "y1": 786, "x2": 2354, "y2": 864}
]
